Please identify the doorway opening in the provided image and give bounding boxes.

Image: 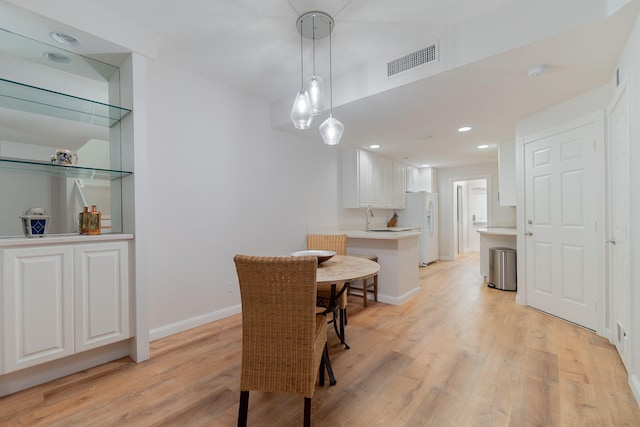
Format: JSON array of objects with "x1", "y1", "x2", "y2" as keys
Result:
[{"x1": 453, "y1": 178, "x2": 488, "y2": 255}]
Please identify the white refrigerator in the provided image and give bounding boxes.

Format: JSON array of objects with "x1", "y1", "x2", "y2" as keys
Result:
[{"x1": 398, "y1": 191, "x2": 439, "y2": 266}]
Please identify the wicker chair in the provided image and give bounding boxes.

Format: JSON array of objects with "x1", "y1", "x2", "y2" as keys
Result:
[
  {"x1": 346, "y1": 254, "x2": 379, "y2": 307},
  {"x1": 306, "y1": 234, "x2": 350, "y2": 348},
  {"x1": 234, "y1": 255, "x2": 334, "y2": 427}
]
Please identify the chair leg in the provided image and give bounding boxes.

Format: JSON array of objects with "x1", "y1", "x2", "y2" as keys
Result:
[
  {"x1": 324, "y1": 343, "x2": 337, "y2": 386},
  {"x1": 339, "y1": 308, "x2": 350, "y2": 349},
  {"x1": 373, "y1": 275, "x2": 378, "y2": 301},
  {"x1": 238, "y1": 390, "x2": 249, "y2": 427},
  {"x1": 363, "y1": 279, "x2": 369, "y2": 307},
  {"x1": 319, "y1": 355, "x2": 325, "y2": 387},
  {"x1": 304, "y1": 397, "x2": 311, "y2": 427}
]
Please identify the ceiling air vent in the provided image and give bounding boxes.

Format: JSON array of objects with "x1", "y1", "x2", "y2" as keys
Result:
[{"x1": 387, "y1": 42, "x2": 438, "y2": 77}]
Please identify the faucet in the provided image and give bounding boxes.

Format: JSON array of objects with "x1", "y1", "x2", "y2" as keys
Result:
[{"x1": 365, "y1": 208, "x2": 374, "y2": 231}]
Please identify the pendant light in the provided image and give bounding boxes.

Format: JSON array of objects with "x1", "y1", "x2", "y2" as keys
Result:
[
  {"x1": 304, "y1": 14, "x2": 325, "y2": 115},
  {"x1": 290, "y1": 16, "x2": 313, "y2": 130},
  {"x1": 319, "y1": 18, "x2": 344, "y2": 145},
  {"x1": 292, "y1": 11, "x2": 344, "y2": 145}
]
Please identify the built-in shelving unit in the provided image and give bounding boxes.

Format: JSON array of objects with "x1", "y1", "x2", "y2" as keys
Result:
[
  {"x1": 0, "y1": 27, "x2": 131, "y2": 238},
  {"x1": 0, "y1": 157, "x2": 132, "y2": 180},
  {"x1": 0, "y1": 78, "x2": 130, "y2": 127}
]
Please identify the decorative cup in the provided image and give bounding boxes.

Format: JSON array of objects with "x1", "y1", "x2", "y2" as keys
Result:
[{"x1": 52, "y1": 149, "x2": 78, "y2": 165}]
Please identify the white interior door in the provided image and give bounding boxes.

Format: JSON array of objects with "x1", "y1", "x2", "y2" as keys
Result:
[
  {"x1": 607, "y1": 83, "x2": 631, "y2": 370},
  {"x1": 524, "y1": 118, "x2": 603, "y2": 330}
]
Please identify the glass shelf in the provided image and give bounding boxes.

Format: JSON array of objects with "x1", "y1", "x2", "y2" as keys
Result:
[
  {"x1": 0, "y1": 78, "x2": 131, "y2": 127},
  {"x1": 0, "y1": 157, "x2": 132, "y2": 180}
]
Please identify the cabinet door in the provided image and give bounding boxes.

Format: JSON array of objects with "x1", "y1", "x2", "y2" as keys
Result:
[
  {"x1": 359, "y1": 149, "x2": 378, "y2": 207},
  {"x1": 406, "y1": 165, "x2": 419, "y2": 192},
  {"x1": 74, "y1": 242, "x2": 129, "y2": 353},
  {"x1": 377, "y1": 156, "x2": 393, "y2": 208},
  {"x1": 3, "y1": 246, "x2": 74, "y2": 373},
  {"x1": 393, "y1": 162, "x2": 407, "y2": 208}
]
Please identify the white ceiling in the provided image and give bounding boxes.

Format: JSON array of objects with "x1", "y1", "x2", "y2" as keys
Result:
[{"x1": 5, "y1": 0, "x2": 640, "y2": 167}]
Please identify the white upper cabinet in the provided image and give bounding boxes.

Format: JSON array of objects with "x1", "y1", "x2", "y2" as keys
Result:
[
  {"x1": 498, "y1": 141, "x2": 516, "y2": 206},
  {"x1": 393, "y1": 162, "x2": 407, "y2": 208},
  {"x1": 406, "y1": 165, "x2": 420, "y2": 192},
  {"x1": 377, "y1": 156, "x2": 394, "y2": 208},
  {"x1": 343, "y1": 148, "x2": 408, "y2": 209},
  {"x1": 343, "y1": 148, "x2": 377, "y2": 208}
]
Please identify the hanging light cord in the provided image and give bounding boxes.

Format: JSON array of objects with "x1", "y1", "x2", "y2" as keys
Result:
[
  {"x1": 312, "y1": 15, "x2": 316, "y2": 76},
  {"x1": 328, "y1": 20, "x2": 333, "y2": 115},
  {"x1": 299, "y1": 20, "x2": 304, "y2": 90}
]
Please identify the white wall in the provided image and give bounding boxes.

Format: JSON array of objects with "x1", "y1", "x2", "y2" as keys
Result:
[
  {"x1": 436, "y1": 162, "x2": 515, "y2": 260},
  {"x1": 616, "y1": 10, "x2": 640, "y2": 405},
  {"x1": 144, "y1": 59, "x2": 345, "y2": 337}
]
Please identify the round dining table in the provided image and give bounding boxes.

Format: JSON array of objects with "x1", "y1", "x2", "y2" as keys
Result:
[
  {"x1": 316, "y1": 254, "x2": 380, "y2": 285},
  {"x1": 315, "y1": 254, "x2": 380, "y2": 354}
]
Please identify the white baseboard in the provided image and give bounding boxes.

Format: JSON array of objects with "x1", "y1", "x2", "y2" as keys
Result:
[
  {"x1": 630, "y1": 373, "x2": 640, "y2": 407},
  {"x1": 149, "y1": 304, "x2": 242, "y2": 341},
  {"x1": 0, "y1": 341, "x2": 130, "y2": 397},
  {"x1": 378, "y1": 287, "x2": 420, "y2": 305}
]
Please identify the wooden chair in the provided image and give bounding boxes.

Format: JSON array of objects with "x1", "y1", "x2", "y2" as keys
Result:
[
  {"x1": 347, "y1": 254, "x2": 379, "y2": 307},
  {"x1": 234, "y1": 254, "x2": 334, "y2": 427},
  {"x1": 306, "y1": 234, "x2": 350, "y2": 348}
]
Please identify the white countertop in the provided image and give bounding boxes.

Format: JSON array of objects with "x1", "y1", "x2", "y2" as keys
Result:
[
  {"x1": 0, "y1": 233, "x2": 134, "y2": 247},
  {"x1": 476, "y1": 227, "x2": 517, "y2": 236},
  {"x1": 344, "y1": 229, "x2": 421, "y2": 240}
]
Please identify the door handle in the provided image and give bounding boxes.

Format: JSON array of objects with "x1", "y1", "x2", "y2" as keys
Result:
[
  {"x1": 606, "y1": 239, "x2": 616, "y2": 245},
  {"x1": 524, "y1": 231, "x2": 533, "y2": 236}
]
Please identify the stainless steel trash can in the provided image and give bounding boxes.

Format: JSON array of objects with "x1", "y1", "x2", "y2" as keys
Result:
[{"x1": 488, "y1": 247, "x2": 517, "y2": 291}]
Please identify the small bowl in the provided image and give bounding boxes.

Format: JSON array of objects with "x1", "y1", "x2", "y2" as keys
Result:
[{"x1": 290, "y1": 250, "x2": 336, "y2": 264}]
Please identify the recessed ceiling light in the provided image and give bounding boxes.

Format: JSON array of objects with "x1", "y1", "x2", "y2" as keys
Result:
[
  {"x1": 477, "y1": 144, "x2": 489, "y2": 149},
  {"x1": 421, "y1": 164, "x2": 430, "y2": 168},
  {"x1": 458, "y1": 126, "x2": 472, "y2": 132},
  {"x1": 527, "y1": 64, "x2": 548, "y2": 78},
  {"x1": 43, "y1": 52, "x2": 71, "y2": 64},
  {"x1": 370, "y1": 144, "x2": 380, "y2": 149},
  {"x1": 50, "y1": 31, "x2": 79, "y2": 46}
]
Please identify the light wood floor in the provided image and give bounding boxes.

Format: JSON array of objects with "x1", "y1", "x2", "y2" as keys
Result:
[{"x1": 1, "y1": 252, "x2": 639, "y2": 426}]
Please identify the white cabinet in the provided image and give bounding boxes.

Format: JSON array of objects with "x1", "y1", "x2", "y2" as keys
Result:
[
  {"x1": 377, "y1": 156, "x2": 394, "y2": 208},
  {"x1": 498, "y1": 141, "x2": 516, "y2": 206},
  {"x1": 74, "y1": 242, "x2": 129, "y2": 353},
  {"x1": 2, "y1": 242, "x2": 129, "y2": 374},
  {"x1": 393, "y1": 162, "x2": 407, "y2": 208},
  {"x1": 406, "y1": 165, "x2": 420, "y2": 192},
  {"x1": 2, "y1": 246, "x2": 74, "y2": 373},
  {"x1": 343, "y1": 148, "x2": 408, "y2": 209},
  {"x1": 343, "y1": 148, "x2": 377, "y2": 208}
]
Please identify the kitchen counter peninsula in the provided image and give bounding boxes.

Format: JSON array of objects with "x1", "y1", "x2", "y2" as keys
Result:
[
  {"x1": 309, "y1": 228, "x2": 421, "y2": 305},
  {"x1": 477, "y1": 227, "x2": 517, "y2": 280}
]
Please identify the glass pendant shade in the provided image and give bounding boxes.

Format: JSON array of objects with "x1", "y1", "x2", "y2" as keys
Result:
[
  {"x1": 305, "y1": 75, "x2": 325, "y2": 114},
  {"x1": 291, "y1": 90, "x2": 314, "y2": 129},
  {"x1": 319, "y1": 115, "x2": 344, "y2": 145}
]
